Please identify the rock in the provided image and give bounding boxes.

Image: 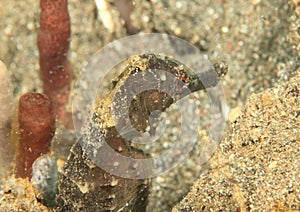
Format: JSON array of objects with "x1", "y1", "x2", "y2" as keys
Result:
[
  {"x1": 0, "y1": 176, "x2": 50, "y2": 212},
  {"x1": 173, "y1": 72, "x2": 300, "y2": 211}
]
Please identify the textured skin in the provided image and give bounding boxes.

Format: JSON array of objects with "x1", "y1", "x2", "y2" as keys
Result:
[{"x1": 57, "y1": 140, "x2": 149, "y2": 211}]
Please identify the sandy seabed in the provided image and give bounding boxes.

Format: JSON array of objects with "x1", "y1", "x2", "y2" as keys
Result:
[{"x1": 0, "y1": 0, "x2": 299, "y2": 211}]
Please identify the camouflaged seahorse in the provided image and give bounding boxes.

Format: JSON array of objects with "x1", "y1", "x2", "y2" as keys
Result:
[{"x1": 57, "y1": 54, "x2": 227, "y2": 211}]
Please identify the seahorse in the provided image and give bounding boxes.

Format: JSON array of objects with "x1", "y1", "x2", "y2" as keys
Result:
[{"x1": 56, "y1": 53, "x2": 227, "y2": 211}]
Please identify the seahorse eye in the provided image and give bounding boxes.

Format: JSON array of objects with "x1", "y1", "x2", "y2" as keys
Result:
[{"x1": 190, "y1": 77, "x2": 198, "y2": 86}]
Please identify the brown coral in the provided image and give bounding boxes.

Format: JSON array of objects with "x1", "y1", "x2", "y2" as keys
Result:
[
  {"x1": 38, "y1": 0, "x2": 73, "y2": 128},
  {"x1": 15, "y1": 93, "x2": 55, "y2": 179}
]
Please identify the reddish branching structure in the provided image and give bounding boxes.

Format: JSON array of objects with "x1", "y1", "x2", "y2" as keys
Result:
[
  {"x1": 15, "y1": 93, "x2": 55, "y2": 179},
  {"x1": 38, "y1": 0, "x2": 73, "y2": 128}
]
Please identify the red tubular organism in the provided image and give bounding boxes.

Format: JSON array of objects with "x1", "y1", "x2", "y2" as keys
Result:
[
  {"x1": 38, "y1": 0, "x2": 73, "y2": 128},
  {"x1": 15, "y1": 93, "x2": 55, "y2": 179}
]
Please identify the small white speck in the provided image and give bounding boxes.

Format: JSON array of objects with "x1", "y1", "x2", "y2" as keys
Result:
[
  {"x1": 142, "y1": 15, "x2": 149, "y2": 23},
  {"x1": 160, "y1": 74, "x2": 166, "y2": 81},
  {"x1": 176, "y1": 1, "x2": 183, "y2": 8},
  {"x1": 221, "y1": 26, "x2": 229, "y2": 33},
  {"x1": 113, "y1": 161, "x2": 119, "y2": 167}
]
